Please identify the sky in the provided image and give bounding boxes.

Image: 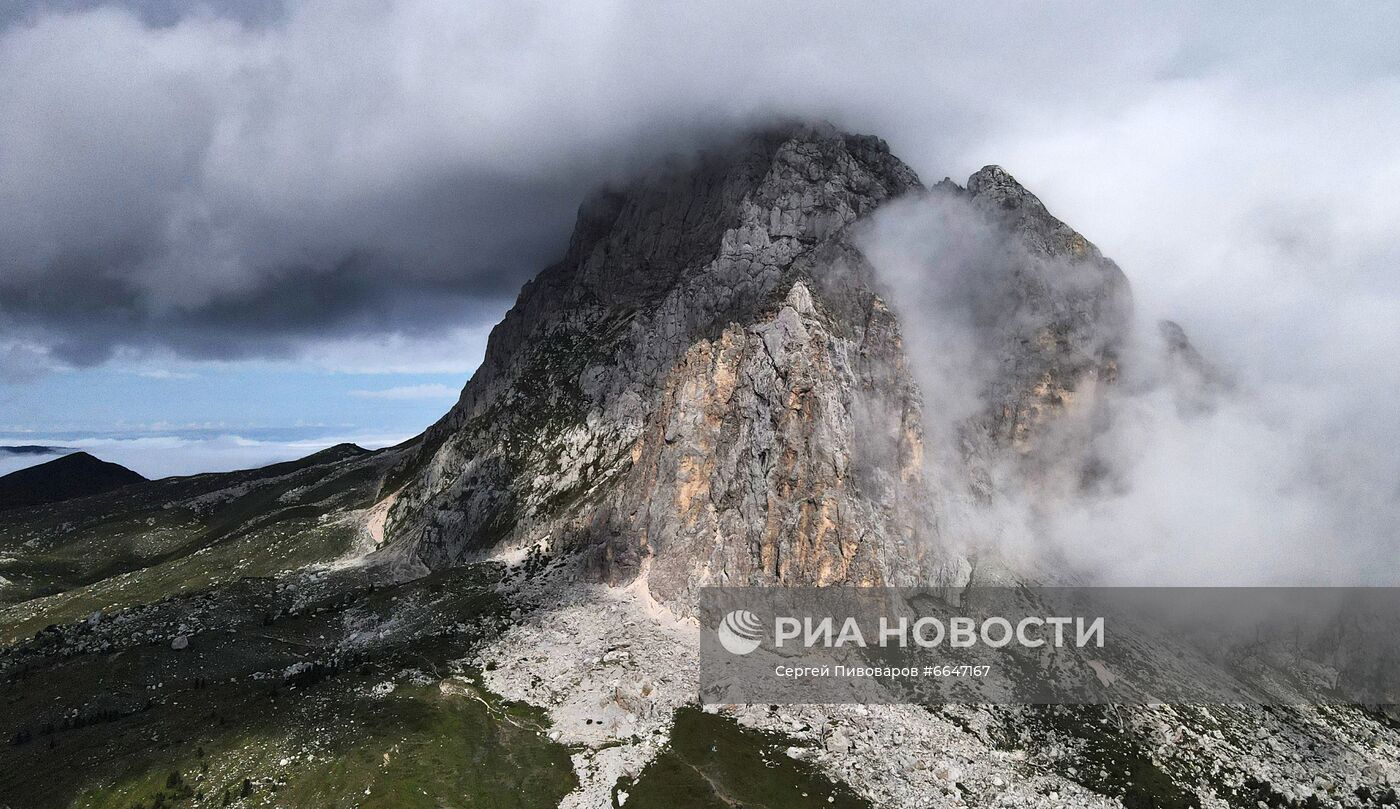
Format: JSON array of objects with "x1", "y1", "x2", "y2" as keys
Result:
[{"x1": 1, "y1": 0, "x2": 1398, "y2": 479}]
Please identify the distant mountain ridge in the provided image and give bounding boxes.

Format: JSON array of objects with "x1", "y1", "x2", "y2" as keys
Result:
[{"x1": 0, "y1": 451, "x2": 146, "y2": 512}]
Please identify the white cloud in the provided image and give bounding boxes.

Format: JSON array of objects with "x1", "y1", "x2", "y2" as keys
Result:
[
  {"x1": 863, "y1": 189, "x2": 1400, "y2": 587},
  {"x1": 0, "y1": 340, "x2": 60, "y2": 383},
  {"x1": 349, "y1": 383, "x2": 458, "y2": 401},
  {"x1": 301, "y1": 325, "x2": 491, "y2": 376}
]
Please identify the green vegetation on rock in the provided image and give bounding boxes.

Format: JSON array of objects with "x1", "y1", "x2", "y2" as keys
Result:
[{"x1": 621, "y1": 707, "x2": 870, "y2": 809}]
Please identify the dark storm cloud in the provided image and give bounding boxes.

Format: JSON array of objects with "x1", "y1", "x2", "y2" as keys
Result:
[
  {"x1": 0, "y1": 0, "x2": 1397, "y2": 378},
  {"x1": 0, "y1": 0, "x2": 759, "y2": 371},
  {"x1": 0, "y1": 164, "x2": 593, "y2": 365}
]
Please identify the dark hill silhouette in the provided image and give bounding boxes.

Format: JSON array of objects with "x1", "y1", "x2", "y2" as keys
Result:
[{"x1": 0, "y1": 451, "x2": 146, "y2": 512}]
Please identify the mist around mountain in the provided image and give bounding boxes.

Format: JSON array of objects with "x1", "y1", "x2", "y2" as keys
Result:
[{"x1": 1, "y1": 126, "x2": 1396, "y2": 809}]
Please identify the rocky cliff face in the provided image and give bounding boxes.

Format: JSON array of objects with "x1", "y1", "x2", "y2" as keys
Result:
[{"x1": 381, "y1": 123, "x2": 1131, "y2": 609}]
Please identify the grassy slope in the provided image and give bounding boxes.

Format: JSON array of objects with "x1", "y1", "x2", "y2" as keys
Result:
[
  {"x1": 0, "y1": 442, "x2": 882, "y2": 809},
  {"x1": 622, "y1": 707, "x2": 870, "y2": 809},
  {"x1": 0, "y1": 556, "x2": 867, "y2": 809},
  {"x1": 67, "y1": 682, "x2": 577, "y2": 809},
  {"x1": 0, "y1": 445, "x2": 386, "y2": 642},
  {"x1": 0, "y1": 562, "x2": 579, "y2": 809}
]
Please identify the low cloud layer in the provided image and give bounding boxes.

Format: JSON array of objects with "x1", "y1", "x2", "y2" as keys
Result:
[{"x1": 2, "y1": 1, "x2": 1397, "y2": 382}]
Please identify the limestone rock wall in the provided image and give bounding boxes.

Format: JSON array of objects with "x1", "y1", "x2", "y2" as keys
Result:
[{"x1": 380, "y1": 124, "x2": 1131, "y2": 610}]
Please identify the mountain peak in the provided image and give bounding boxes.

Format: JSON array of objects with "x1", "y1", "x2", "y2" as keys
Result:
[
  {"x1": 555, "y1": 123, "x2": 922, "y2": 306},
  {"x1": 384, "y1": 124, "x2": 933, "y2": 581},
  {"x1": 416, "y1": 124, "x2": 924, "y2": 430},
  {"x1": 964, "y1": 164, "x2": 1112, "y2": 264},
  {"x1": 381, "y1": 127, "x2": 1132, "y2": 607},
  {"x1": 0, "y1": 451, "x2": 146, "y2": 512},
  {"x1": 966, "y1": 163, "x2": 1022, "y2": 194}
]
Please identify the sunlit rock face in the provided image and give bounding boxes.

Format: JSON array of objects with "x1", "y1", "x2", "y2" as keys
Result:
[{"x1": 381, "y1": 123, "x2": 1131, "y2": 610}]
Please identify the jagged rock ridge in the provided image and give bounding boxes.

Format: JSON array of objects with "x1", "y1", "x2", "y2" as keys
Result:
[{"x1": 381, "y1": 124, "x2": 1130, "y2": 608}]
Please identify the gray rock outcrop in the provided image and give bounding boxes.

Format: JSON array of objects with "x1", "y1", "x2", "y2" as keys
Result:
[{"x1": 379, "y1": 123, "x2": 1132, "y2": 610}]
